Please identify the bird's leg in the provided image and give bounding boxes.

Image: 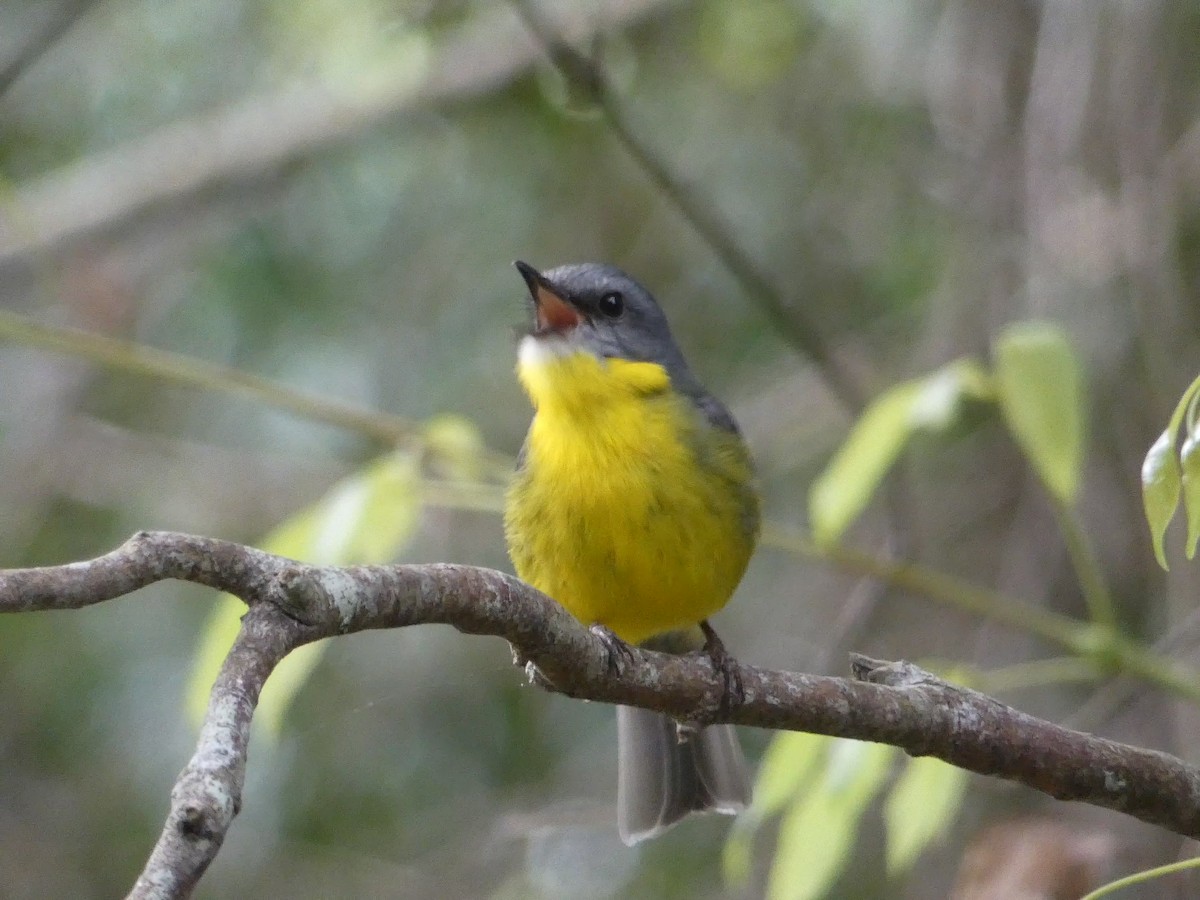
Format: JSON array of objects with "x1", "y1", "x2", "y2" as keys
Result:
[
  {"x1": 699, "y1": 619, "x2": 744, "y2": 717},
  {"x1": 590, "y1": 623, "x2": 636, "y2": 676}
]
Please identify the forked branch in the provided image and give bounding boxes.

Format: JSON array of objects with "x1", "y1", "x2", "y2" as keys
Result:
[{"x1": 3, "y1": 531, "x2": 1199, "y2": 899}]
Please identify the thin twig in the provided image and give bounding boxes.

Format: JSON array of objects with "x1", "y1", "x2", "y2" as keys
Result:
[
  {"x1": 0, "y1": 0, "x2": 671, "y2": 271},
  {"x1": 1053, "y1": 496, "x2": 1119, "y2": 629},
  {"x1": 129, "y1": 603, "x2": 306, "y2": 900},
  {"x1": 763, "y1": 523, "x2": 1200, "y2": 704},
  {"x1": 0, "y1": 0, "x2": 98, "y2": 98},
  {"x1": 0, "y1": 311, "x2": 516, "y2": 478},
  {"x1": 509, "y1": 0, "x2": 867, "y2": 412},
  {"x1": 0, "y1": 311, "x2": 418, "y2": 446}
]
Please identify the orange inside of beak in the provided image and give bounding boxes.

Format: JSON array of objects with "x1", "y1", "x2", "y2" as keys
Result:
[{"x1": 534, "y1": 283, "x2": 581, "y2": 333}]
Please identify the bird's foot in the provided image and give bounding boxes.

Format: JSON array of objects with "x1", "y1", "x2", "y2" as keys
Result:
[
  {"x1": 590, "y1": 623, "x2": 636, "y2": 676},
  {"x1": 699, "y1": 619, "x2": 744, "y2": 717}
]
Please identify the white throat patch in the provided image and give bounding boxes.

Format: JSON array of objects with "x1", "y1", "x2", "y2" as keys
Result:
[{"x1": 519, "y1": 334, "x2": 594, "y2": 369}]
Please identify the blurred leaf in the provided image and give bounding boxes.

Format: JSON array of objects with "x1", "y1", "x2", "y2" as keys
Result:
[
  {"x1": 809, "y1": 359, "x2": 990, "y2": 545},
  {"x1": 185, "y1": 594, "x2": 245, "y2": 725},
  {"x1": 922, "y1": 662, "x2": 978, "y2": 689},
  {"x1": 724, "y1": 730, "x2": 829, "y2": 884},
  {"x1": 698, "y1": 0, "x2": 808, "y2": 89},
  {"x1": 721, "y1": 822, "x2": 756, "y2": 886},
  {"x1": 265, "y1": 0, "x2": 431, "y2": 99},
  {"x1": 1181, "y1": 428, "x2": 1200, "y2": 560},
  {"x1": 1139, "y1": 373, "x2": 1200, "y2": 568},
  {"x1": 809, "y1": 379, "x2": 918, "y2": 546},
  {"x1": 908, "y1": 359, "x2": 993, "y2": 427},
  {"x1": 186, "y1": 449, "x2": 422, "y2": 735},
  {"x1": 750, "y1": 729, "x2": 831, "y2": 819},
  {"x1": 423, "y1": 412, "x2": 488, "y2": 481},
  {"x1": 1141, "y1": 429, "x2": 1182, "y2": 570},
  {"x1": 766, "y1": 739, "x2": 895, "y2": 900},
  {"x1": 341, "y1": 451, "x2": 423, "y2": 563},
  {"x1": 883, "y1": 755, "x2": 969, "y2": 874},
  {"x1": 994, "y1": 323, "x2": 1085, "y2": 505}
]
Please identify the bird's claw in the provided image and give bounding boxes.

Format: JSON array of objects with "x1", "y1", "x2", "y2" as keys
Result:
[
  {"x1": 700, "y1": 620, "x2": 744, "y2": 718},
  {"x1": 590, "y1": 623, "x2": 636, "y2": 676}
]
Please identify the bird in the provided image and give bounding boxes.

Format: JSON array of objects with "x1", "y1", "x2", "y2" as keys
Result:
[{"x1": 504, "y1": 260, "x2": 760, "y2": 844}]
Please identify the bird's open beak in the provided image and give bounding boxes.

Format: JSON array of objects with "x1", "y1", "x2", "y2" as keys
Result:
[{"x1": 515, "y1": 261, "x2": 581, "y2": 334}]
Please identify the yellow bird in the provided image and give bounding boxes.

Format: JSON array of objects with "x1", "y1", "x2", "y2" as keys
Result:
[{"x1": 505, "y1": 261, "x2": 760, "y2": 844}]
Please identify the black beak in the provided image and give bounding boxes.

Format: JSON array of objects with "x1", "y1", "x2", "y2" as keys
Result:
[
  {"x1": 513, "y1": 260, "x2": 581, "y2": 333},
  {"x1": 514, "y1": 260, "x2": 546, "y2": 294}
]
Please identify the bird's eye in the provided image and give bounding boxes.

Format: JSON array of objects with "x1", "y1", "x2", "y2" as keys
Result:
[{"x1": 597, "y1": 292, "x2": 624, "y2": 318}]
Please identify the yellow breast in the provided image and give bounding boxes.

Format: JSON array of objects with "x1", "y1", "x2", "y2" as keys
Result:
[{"x1": 504, "y1": 342, "x2": 758, "y2": 645}]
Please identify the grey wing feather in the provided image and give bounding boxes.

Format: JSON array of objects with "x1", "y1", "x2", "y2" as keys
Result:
[{"x1": 693, "y1": 390, "x2": 742, "y2": 435}]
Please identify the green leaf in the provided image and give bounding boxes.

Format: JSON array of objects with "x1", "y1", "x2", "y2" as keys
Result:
[
  {"x1": 994, "y1": 323, "x2": 1085, "y2": 505},
  {"x1": 908, "y1": 359, "x2": 993, "y2": 427},
  {"x1": 750, "y1": 730, "x2": 830, "y2": 819},
  {"x1": 423, "y1": 412, "x2": 488, "y2": 481},
  {"x1": 185, "y1": 449, "x2": 422, "y2": 735},
  {"x1": 185, "y1": 593, "x2": 245, "y2": 724},
  {"x1": 883, "y1": 755, "x2": 969, "y2": 874},
  {"x1": 724, "y1": 731, "x2": 829, "y2": 884},
  {"x1": 809, "y1": 380, "x2": 918, "y2": 547},
  {"x1": 1181, "y1": 429, "x2": 1200, "y2": 560},
  {"x1": 766, "y1": 739, "x2": 895, "y2": 900},
  {"x1": 809, "y1": 359, "x2": 990, "y2": 546},
  {"x1": 343, "y1": 452, "x2": 423, "y2": 563},
  {"x1": 1141, "y1": 429, "x2": 1182, "y2": 570},
  {"x1": 1138, "y1": 372, "x2": 1200, "y2": 568}
]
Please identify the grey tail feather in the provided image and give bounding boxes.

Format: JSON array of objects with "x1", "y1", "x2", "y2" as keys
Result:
[{"x1": 616, "y1": 705, "x2": 750, "y2": 846}]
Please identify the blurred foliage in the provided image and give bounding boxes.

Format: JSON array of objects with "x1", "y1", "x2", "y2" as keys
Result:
[
  {"x1": 5, "y1": 0, "x2": 1200, "y2": 897},
  {"x1": 808, "y1": 356, "x2": 990, "y2": 546},
  {"x1": 993, "y1": 323, "x2": 1084, "y2": 507},
  {"x1": 186, "y1": 445, "x2": 424, "y2": 736},
  {"x1": 1142, "y1": 372, "x2": 1200, "y2": 568}
]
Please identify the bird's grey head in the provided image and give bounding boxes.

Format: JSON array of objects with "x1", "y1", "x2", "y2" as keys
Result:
[{"x1": 514, "y1": 261, "x2": 693, "y2": 382}]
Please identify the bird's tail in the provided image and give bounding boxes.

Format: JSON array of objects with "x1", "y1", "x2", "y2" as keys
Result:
[{"x1": 616, "y1": 704, "x2": 750, "y2": 845}]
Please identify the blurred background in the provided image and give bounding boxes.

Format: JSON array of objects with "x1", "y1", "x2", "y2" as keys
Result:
[{"x1": 3, "y1": 0, "x2": 1200, "y2": 897}]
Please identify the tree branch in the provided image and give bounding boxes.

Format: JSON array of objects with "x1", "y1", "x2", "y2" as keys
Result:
[
  {"x1": 130, "y1": 603, "x2": 303, "y2": 899},
  {"x1": 4, "y1": 531, "x2": 1200, "y2": 898}
]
